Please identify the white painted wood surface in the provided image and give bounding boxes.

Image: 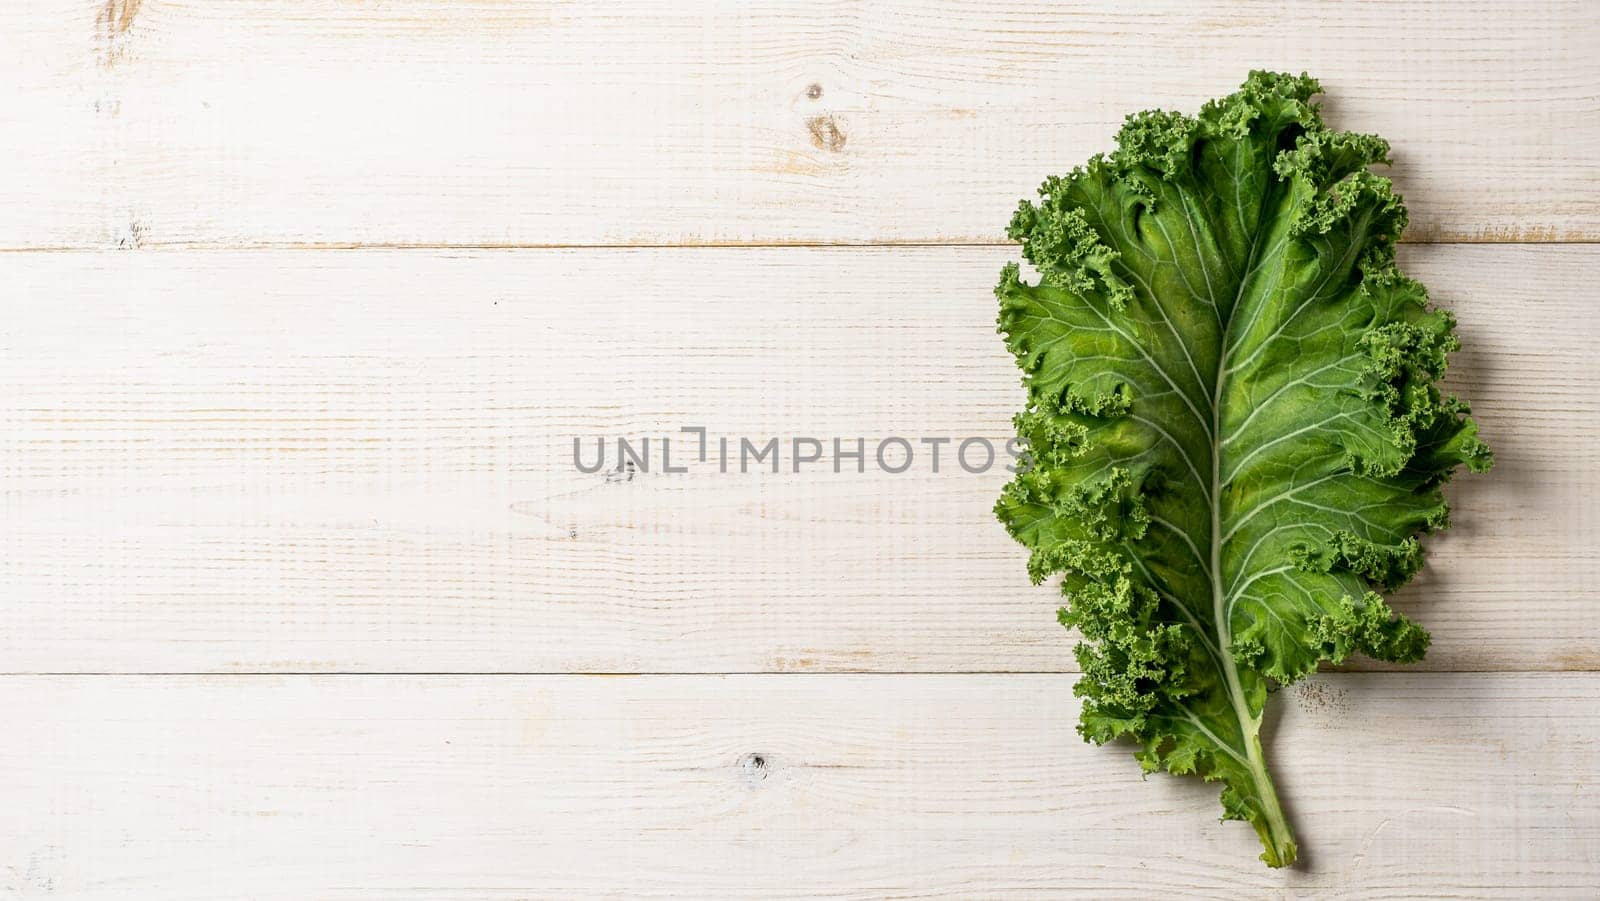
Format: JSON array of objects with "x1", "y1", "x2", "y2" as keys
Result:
[
  {"x1": 3, "y1": 1, "x2": 1598, "y2": 248},
  {"x1": 4, "y1": 1, "x2": 1597, "y2": 896},
  {"x1": 4, "y1": 673, "x2": 1597, "y2": 899},
  {"x1": 2, "y1": 245, "x2": 1591, "y2": 674}
]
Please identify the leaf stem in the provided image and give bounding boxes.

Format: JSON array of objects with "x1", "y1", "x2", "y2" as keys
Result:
[
  {"x1": 1244, "y1": 728, "x2": 1298, "y2": 867},
  {"x1": 1212, "y1": 202, "x2": 1296, "y2": 869}
]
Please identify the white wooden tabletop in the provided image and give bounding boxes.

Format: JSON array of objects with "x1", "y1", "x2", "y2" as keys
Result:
[{"x1": 4, "y1": 2, "x2": 1597, "y2": 897}]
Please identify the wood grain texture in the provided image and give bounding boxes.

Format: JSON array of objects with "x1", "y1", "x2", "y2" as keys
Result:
[
  {"x1": 3, "y1": 245, "x2": 1590, "y2": 674},
  {"x1": 3, "y1": 672, "x2": 1596, "y2": 898},
  {"x1": 3, "y1": 1, "x2": 1598, "y2": 248},
  {"x1": 5, "y1": 3, "x2": 1594, "y2": 894}
]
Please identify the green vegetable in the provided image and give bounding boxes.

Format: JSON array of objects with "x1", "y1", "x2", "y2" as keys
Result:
[{"x1": 995, "y1": 71, "x2": 1491, "y2": 867}]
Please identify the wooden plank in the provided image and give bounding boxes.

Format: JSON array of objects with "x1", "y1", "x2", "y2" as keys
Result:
[
  {"x1": 0, "y1": 245, "x2": 1591, "y2": 674},
  {"x1": 2, "y1": 672, "x2": 1596, "y2": 898},
  {"x1": 3, "y1": 1, "x2": 1598, "y2": 248}
]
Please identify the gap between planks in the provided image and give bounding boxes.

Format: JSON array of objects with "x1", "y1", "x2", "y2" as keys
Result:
[
  {"x1": 2, "y1": 239, "x2": 1600, "y2": 254},
  {"x1": 4, "y1": 667, "x2": 1594, "y2": 676}
]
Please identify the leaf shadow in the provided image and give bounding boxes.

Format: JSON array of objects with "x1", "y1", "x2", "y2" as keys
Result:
[{"x1": 1385, "y1": 244, "x2": 1523, "y2": 665}]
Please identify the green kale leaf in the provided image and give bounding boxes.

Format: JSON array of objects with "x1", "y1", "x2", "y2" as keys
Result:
[{"x1": 995, "y1": 71, "x2": 1492, "y2": 867}]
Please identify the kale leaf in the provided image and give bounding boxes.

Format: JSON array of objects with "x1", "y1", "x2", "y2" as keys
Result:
[{"x1": 995, "y1": 71, "x2": 1492, "y2": 867}]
